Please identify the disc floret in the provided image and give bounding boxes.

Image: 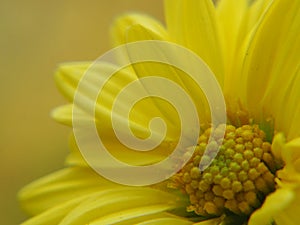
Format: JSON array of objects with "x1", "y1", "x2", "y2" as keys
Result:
[{"x1": 171, "y1": 124, "x2": 278, "y2": 217}]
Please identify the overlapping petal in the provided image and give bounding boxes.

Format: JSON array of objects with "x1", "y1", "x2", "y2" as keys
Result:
[
  {"x1": 20, "y1": 0, "x2": 300, "y2": 225},
  {"x1": 241, "y1": 0, "x2": 300, "y2": 138},
  {"x1": 164, "y1": 0, "x2": 224, "y2": 84},
  {"x1": 216, "y1": 0, "x2": 247, "y2": 94},
  {"x1": 19, "y1": 167, "x2": 190, "y2": 225},
  {"x1": 18, "y1": 167, "x2": 123, "y2": 215}
]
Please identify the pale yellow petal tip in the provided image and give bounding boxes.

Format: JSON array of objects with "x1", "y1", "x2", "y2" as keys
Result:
[
  {"x1": 110, "y1": 13, "x2": 168, "y2": 46},
  {"x1": 54, "y1": 62, "x2": 91, "y2": 101},
  {"x1": 54, "y1": 62, "x2": 91, "y2": 81},
  {"x1": 51, "y1": 104, "x2": 73, "y2": 126},
  {"x1": 248, "y1": 188, "x2": 295, "y2": 225},
  {"x1": 56, "y1": 61, "x2": 91, "y2": 71}
]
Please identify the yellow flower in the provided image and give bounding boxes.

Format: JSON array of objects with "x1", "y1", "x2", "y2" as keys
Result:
[{"x1": 19, "y1": 0, "x2": 300, "y2": 224}]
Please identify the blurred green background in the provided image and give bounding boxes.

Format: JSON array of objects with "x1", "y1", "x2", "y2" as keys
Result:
[{"x1": 0, "y1": 1, "x2": 163, "y2": 224}]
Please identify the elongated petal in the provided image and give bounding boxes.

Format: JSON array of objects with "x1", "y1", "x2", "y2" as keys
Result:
[
  {"x1": 216, "y1": 0, "x2": 273, "y2": 100},
  {"x1": 88, "y1": 207, "x2": 188, "y2": 225},
  {"x1": 242, "y1": 0, "x2": 300, "y2": 136},
  {"x1": 93, "y1": 212, "x2": 192, "y2": 225},
  {"x1": 19, "y1": 165, "x2": 189, "y2": 225},
  {"x1": 117, "y1": 17, "x2": 183, "y2": 128},
  {"x1": 55, "y1": 62, "x2": 182, "y2": 140},
  {"x1": 18, "y1": 167, "x2": 122, "y2": 215},
  {"x1": 21, "y1": 196, "x2": 90, "y2": 225},
  {"x1": 125, "y1": 20, "x2": 214, "y2": 126},
  {"x1": 58, "y1": 187, "x2": 187, "y2": 225},
  {"x1": 164, "y1": 0, "x2": 224, "y2": 84},
  {"x1": 216, "y1": 0, "x2": 247, "y2": 94},
  {"x1": 135, "y1": 217, "x2": 192, "y2": 225},
  {"x1": 66, "y1": 132, "x2": 174, "y2": 167},
  {"x1": 284, "y1": 68, "x2": 300, "y2": 140},
  {"x1": 240, "y1": 0, "x2": 273, "y2": 37}
]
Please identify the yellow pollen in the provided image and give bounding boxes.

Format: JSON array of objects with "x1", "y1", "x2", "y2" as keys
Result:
[{"x1": 171, "y1": 124, "x2": 279, "y2": 217}]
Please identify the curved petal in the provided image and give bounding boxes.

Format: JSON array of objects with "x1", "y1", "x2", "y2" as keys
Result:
[
  {"x1": 93, "y1": 213, "x2": 192, "y2": 225},
  {"x1": 242, "y1": 0, "x2": 300, "y2": 136},
  {"x1": 273, "y1": 187, "x2": 300, "y2": 225},
  {"x1": 54, "y1": 62, "x2": 181, "y2": 141},
  {"x1": 66, "y1": 132, "x2": 174, "y2": 167},
  {"x1": 18, "y1": 167, "x2": 122, "y2": 215},
  {"x1": 281, "y1": 137, "x2": 300, "y2": 173},
  {"x1": 19, "y1": 167, "x2": 190, "y2": 225},
  {"x1": 125, "y1": 23, "x2": 213, "y2": 127},
  {"x1": 218, "y1": 0, "x2": 273, "y2": 101},
  {"x1": 21, "y1": 196, "x2": 90, "y2": 225},
  {"x1": 57, "y1": 187, "x2": 187, "y2": 225},
  {"x1": 256, "y1": 134, "x2": 300, "y2": 225},
  {"x1": 135, "y1": 216, "x2": 193, "y2": 225},
  {"x1": 271, "y1": 134, "x2": 300, "y2": 182},
  {"x1": 248, "y1": 188, "x2": 294, "y2": 225}
]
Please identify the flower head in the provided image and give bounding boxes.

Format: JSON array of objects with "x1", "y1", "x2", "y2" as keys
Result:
[{"x1": 19, "y1": 0, "x2": 300, "y2": 224}]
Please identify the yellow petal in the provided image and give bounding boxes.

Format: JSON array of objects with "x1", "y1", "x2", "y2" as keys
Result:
[
  {"x1": 66, "y1": 133, "x2": 88, "y2": 166},
  {"x1": 110, "y1": 13, "x2": 168, "y2": 46},
  {"x1": 66, "y1": 132, "x2": 174, "y2": 167},
  {"x1": 241, "y1": 0, "x2": 273, "y2": 36},
  {"x1": 93, "y1": 212, "x2": 192, "y2": 225},
  {"x1": 125, "y1": 22, "x2": 214, "y2": 126},
  {"x1": 18, "y1": 167, "x2": 122, "y2": 215},
  {"x1": 271, "y1": 132, "x2": 285, "y2": 161},
  {"x1": 248, "y1": 188, "x2": 294, "y2": 225},
  {"x1": 90, "y1": 208, "x2": 189, "y2": 225},
  {"x1": 21, "y1": 196, "x2": 89, "y2": 225},
  {"x1": 242, "y1": 0, "x2": 300, "y2": 134},
  {"x1": 273, "y1": 187, "x2": 300, "y2": 225},
  {"x1": 272, "y1": 135, "x2": 300, "y2": 182},
  {"x1": 54, "y1": 62, "x2": 91, "y2": 102},
  {"x1": 164, "y1": 0, "x2": 224, "y2": 84},
  {"x1": 216, "y1": 0, "x2": 247, "y2": 94},
  {"x1": 134, "y1": 216, "x2": 193, "y2": 225},
  {"x1": 285, "y1": 69, "x2": 300, "y2": 140},
  {"x1": 119, "y1": 19, "x2": 183, "y2": 128},
  {"x1": 51, "y1": 104, "x2": 73, "y2": 126},
  {"x1": 58, "y1": 187, "x2": 186, "y2": 225},
  {"x1": 55, "y1": 62, "x2": 180, "y2": 140},
  {"x1": 193, "y1": 217, "x2": 223, "y2": 225},
  {"x1": 282, "y1": 137, "x2": 300, "y2": 166},
  {"x1": 222, "y1": 0, "x2": 273, "y2": 100},
  {"x1": 55, "y1": 61, "x2": 197, "y2": 171}
]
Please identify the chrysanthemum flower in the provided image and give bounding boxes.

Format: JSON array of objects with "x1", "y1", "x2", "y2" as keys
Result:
[{"x1": 19, "y1": 0, "x2": 300, "y2": 224}]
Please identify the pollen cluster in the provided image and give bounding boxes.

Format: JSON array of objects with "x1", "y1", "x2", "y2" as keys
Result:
[{"x1": 171, "y1": 124, "x2": 277, "y2": 216}]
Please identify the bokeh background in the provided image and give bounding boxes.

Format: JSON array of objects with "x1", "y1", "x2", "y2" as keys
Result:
[{"x1": 0, "y1": 1, "x2": 163, "y2": 224}]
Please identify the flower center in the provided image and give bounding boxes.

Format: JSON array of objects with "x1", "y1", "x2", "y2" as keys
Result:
[{"x1": 171, "y1": 124, "x2": 278, "y2": 217}]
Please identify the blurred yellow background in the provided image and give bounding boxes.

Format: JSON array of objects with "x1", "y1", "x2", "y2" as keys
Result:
[{"x1": 0, "y1": 1, "x2": 163, "y2": 224}]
